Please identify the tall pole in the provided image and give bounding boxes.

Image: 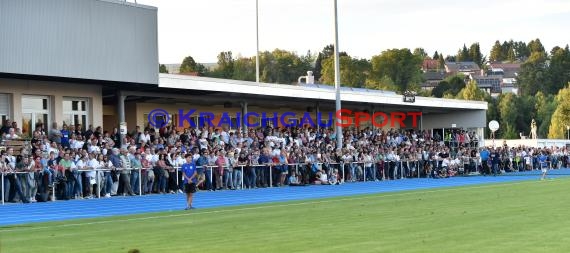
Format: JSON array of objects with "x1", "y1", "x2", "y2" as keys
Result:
[
  {"x1": 333, "y1": 0, "x2": 343, "y2": 150},
  {"x1": 255, "y1": 0, "x2": 260, "y2": 83},
  {"x1": 117, "y1": 91, "x2": 126, "y2": 147}
]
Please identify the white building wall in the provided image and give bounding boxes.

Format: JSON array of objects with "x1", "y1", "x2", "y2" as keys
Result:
[
  {"x1": 0, "y1": 0, "x2": 158, "y2": 84},
  {"x1": 0, "y1": 78, "x2": 103, "y2": 132}
]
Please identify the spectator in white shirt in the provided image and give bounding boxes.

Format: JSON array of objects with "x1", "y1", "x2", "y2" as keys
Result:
[
  {"x1": 5, "y1": 128, "x2": 19, "y2": 139},
  {"x1": 221, "y1": 127, "x2": 230, "y2": 144},
  {"x1": 139, "y1": 130, "x2": 151, "y2": 145}
]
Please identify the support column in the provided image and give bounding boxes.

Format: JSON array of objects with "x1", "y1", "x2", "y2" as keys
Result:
[
  {"x1": 241, "y1": 101, "x2": 248, "y2": 134},
  {"x1": 333, "y1": 0, "x2": 343, "y2": 150},
  {"x1": 117, "y1": 91, "x2": 126, "y2": 147}
]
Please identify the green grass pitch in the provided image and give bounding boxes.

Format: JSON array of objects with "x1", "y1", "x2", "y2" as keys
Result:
[{"x1": 1, "y1": 178, "x2": 569, "y2": 253}]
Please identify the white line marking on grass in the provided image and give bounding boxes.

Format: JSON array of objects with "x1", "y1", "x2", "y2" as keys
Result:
[{"x1": 0, "y1": 179, "x2": 559, "y2": 233}]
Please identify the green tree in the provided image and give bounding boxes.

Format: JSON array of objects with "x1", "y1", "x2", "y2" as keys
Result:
[
  {"x1": 548, "y1": 45, "x2": 570, "y2": 94},
  {"x1": 432, "y1": 51, "x2": 440, "y2": 60},
  {"x1": 431, "y1": 81, "x2": 450, "y2": 98},
  {"x1": 212, "y1": 51, "x2": 235, "y2": 79},
  {"x1": 159, "y1": 64, "x2": 169, "y2": 73},
  {"x1": 432, "y1": 74, "x2": 465, "y2": 98},
  {"x1": 518, "y1": 51, "x2": 549, "y2": 95},
  {"x1": 369, "y1": 48, "x2": 423, "y2": 92},
  {"x1": 180, "y1": 56, "x2": 207, "y2": 76},
  {"x1": 485, "y1": 96, "x2": 499, "y2": 138},
  {"x1": 528, "y1": 38, "x2": 546, "y2": 55},
  {"x1": 443, "y1": 92, "x2": 456, "y2": 99},
  {"x1": 413, "y1": 48, "x2": 428, "y2": 59},
  {"x1": 438, "y1": 53, "x2": 445, "y2": 70},
  {"x1": 445, "y1": 55, "x2": 456, "y2": 62},
  {"x1": 456, "y1": 44, "x2": 470, "y2": 62},
  {"x1": 313, "y1": 44, "x2": 347, "y2": 81},
  {"x1": 494, "y1": 90, "x2": 524, "y2": 138},
  {"x1": 548, "y1": 83, "x2": 570, "y2": 138},
  {"x1": 513, "y1": 41, "x2": 530, "y2": 60},
  {"x1": 456, "y1": 80, "x2": 486, "y2": 101},
  {"x1": 534, "y1": 92, "x2": 557, "y2": 137},
  {"x1": 468, "y1": 43, "x2": 484, "y2": 67},
  {"x1": 502, "y1": 123, "x2": 519, "y2": 139},
  {"x1": 506, "y1": 46, "x2": 516, "y2": 62},
  {"x1": 259, "y1": 49, "x2": 313, "y2": 84},
  {"x1": 490, "y1": 41, "x2": 504, "y2": 62},
  {"x1": 498, "y1": 93, "x2": 518, "y2": 131},
  {"x1": 447, "y1": 75, "x2": 467, "y2": 95},
  {"x1": 501, "y1": 41, "x2": 511, "y2": 61},
  {"x1": 364, "y1": 75, "x2": 398, "y2": 91},
  {"x1": 514, "y1": 95, "x2": 535, "y2": 137},
  {"x1": 232, "y1": 56, "x2": 255, "y2": 81},
  {"x1": 321, "y1": 56, "x2": 371, "y2": 88}
]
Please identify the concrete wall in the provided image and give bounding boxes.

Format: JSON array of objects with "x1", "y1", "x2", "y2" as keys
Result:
[
  {"x1": 484, "y1": 139, "x2": 570, "y2": 148},
  {"x1": 422, "y1": 109, "x2": 486, "y2": 129},
  {"x1": 103, "y1": 105, "x2": 117, "y2": 132},
  {"x1": 0, "y1": 78, "x2": 102, "y2": 131},
  {"x1": 0, "y1": 0, "x2": 158, "y2": 84}
]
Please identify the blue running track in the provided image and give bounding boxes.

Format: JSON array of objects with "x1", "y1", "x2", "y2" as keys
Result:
[{"x1": 1, "y1": 169, "x2": 568, "y2": 226}]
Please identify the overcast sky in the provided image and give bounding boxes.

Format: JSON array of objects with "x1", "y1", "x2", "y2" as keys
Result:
[{"x1": 136, "y1": 0, "x2": 570, "y2": 64}]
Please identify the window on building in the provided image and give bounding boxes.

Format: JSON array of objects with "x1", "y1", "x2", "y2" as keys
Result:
[
  {"x1": 0, "y1": 94, "x2": 10, "y2": 125},
  {"x1": 63, "y1": 98, "x2": 89, "y2": 131},
  {"x1": 22, "y1": 95, "x2": 50, "y2": 136}
]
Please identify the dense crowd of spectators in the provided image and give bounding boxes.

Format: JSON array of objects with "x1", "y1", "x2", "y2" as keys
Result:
[{"x1": 1, "y1": 118, "x2": 569, "y2": 204}]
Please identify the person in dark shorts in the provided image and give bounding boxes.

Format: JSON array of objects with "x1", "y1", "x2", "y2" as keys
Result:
[{"x1": 182, "y1": 154, "x2": 198, "y2": 210}]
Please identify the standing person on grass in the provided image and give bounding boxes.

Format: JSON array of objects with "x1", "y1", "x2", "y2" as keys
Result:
[{"x1": 182, "y1": 154, "x2": 198, "y2": 210}]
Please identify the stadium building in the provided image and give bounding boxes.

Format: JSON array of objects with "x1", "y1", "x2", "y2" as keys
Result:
[{"x1": 0, "y1": 0, "x2": 488, "y2": 144}]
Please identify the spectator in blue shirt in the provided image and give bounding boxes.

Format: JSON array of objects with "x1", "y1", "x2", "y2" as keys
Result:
[
  {"x1": 61, "y1": 125, "x2": 70, "y2": 148},
  {"x1": 182, "y1": 154, "x2": 197, "y2": 210}
]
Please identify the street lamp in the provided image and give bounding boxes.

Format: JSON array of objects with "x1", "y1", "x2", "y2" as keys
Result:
[
  {"x1": 333, "y1": 0, "x2": 342, "y2": 150},
  {"x1": 255, "y1": 0, "x2": 260, "y2": 83},
  {"x1": 566, "y1": 125, "x2": 569, "y2": 140}
]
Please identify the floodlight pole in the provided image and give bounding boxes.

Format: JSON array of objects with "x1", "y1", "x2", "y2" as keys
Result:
[
  {"x1": 333, "y1": 0, "x2": 343, "y2": 150},
  {"x1": 256, "y1": 0, "x2": 260, "y2": 83}
]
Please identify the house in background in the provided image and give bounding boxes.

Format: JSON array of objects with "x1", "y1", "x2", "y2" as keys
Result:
[
  {"x1": 422, "y1": 59, "x2": 441, "y2": 72},
  {"x1": 444, "y1": 62, "x2": 480, "y2": 76},
  {"x1": 487, "y1": 62, "x2": 521, "y2": 95},
  {"x1": 421, "y1": 71, "x2": 446, "y2": 91},
  {"x1": 469, "y1": 73, "x2": 502, "y2": 96}
]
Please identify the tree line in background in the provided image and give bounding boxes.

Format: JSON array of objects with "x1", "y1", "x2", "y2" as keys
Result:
[{"x1": 159, "y1": 38, "x2": 570, "y2": 139}]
